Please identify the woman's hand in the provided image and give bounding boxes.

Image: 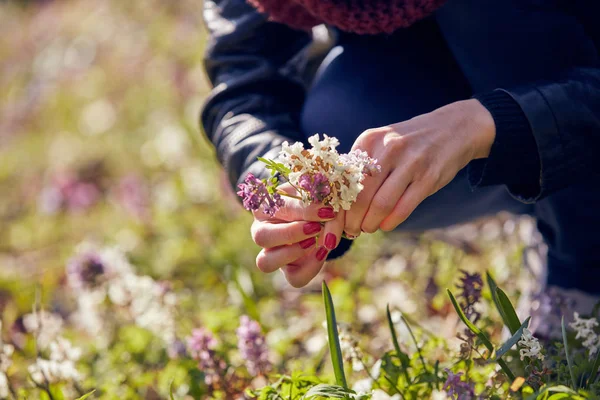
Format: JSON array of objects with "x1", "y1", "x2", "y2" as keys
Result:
[
  {"x1": 344, "y1": 99, "x2": 496, "y2": 236},
  {"x1": 251, "y1": 184, "x2": 345, "y2": 288}
]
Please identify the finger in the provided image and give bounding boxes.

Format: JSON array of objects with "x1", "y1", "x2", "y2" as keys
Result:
[
  {"x1": 361, "y1": 169, "x2": 411, "y2": 233},
  {"x1": 251, "y1": 219, "x2": 323, "y2": 248},
  {"x1": 281, "y1": 248, "x2": 325, "y2": 288},
  {"x1": 254, "y1": 183, "x2": 336, "y2": 223},
  {"x1": 255, "y1": 238, "x2": 317, "y2": 273},
  {"x1": 344, "y1": 173, "x2": 386, "y2": 237},
  {"x1": 380, "y1": 182, "x2": 429, "y2": 231},
  {"x1": 280, "y1": 210, "x2": 346, "y2": 288},
  {"x1": 318, "y1": 210, "x2": 345, "y2": 255}
]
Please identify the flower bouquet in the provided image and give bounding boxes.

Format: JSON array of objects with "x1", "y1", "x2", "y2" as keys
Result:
[{"x1": 237, "y1": 134, "x2": 381, "y2": 216}]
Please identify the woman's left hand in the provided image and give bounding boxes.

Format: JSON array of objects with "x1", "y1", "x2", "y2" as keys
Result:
[{"x1": 344, "y1": 99, "x2": 496, "y2": 236}]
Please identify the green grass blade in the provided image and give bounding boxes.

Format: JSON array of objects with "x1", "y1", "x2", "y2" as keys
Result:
[
  {"x1": 386, "y1": 304, "x2": 411, "y2": 381},
  {"x1": 562, "y1": 316, "x2": 578, "y2": 390},
  {"x1": 76, "y1": 391, "x2": 96, "y2": 400},
  {"x1": 322, "y1": 281, "x2": 348, "y2": 389},
  {"x1": 588, "y1": 345, "x2": 600, "y2": 386},
  {"x1": 496, "y1": 287, "x2": 522, "y2": 335},
  {"x1": 487, "y1": 272, "x2": 510, "y2": 330},
  {"x1": 495, "y1": 317, "x2": 531, "y2": 360}
]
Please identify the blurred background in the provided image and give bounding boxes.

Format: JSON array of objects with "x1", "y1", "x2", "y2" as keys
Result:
[{"x1": 0, "y1": 1, "x2": 545, "y2": 398}]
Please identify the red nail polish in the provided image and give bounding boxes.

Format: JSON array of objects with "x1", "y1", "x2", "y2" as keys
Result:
[
  {"x1": 303, "y1": 222, "x2": 322, "y2": 235},
  {"x1": 316, "y1": 247, "x2": 328, "y2": 261},
  {"x1": 318, "y1": 207, "x2": 335, "y2": 219},
  {"x1": 299, "y1": 237, "x2": 316, "y2": 249},
  {"x1": 325, "y1": 233, "x2": 337, "y2": 250}
]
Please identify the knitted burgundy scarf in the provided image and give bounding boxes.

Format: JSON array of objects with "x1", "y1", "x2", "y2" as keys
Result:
[{"x1": 247, "y1": 0, "x2": 447, "y2": 35}]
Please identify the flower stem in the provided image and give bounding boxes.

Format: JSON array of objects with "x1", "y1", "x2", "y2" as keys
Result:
[{"x1": 276, "y1": 191, "x2": 302, "y2": 201}]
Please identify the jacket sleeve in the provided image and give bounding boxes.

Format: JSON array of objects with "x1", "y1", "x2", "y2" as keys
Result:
[
  {"x1": 200, "y1": 0, "x2": 312, "y2": 189},
  {"x1": 470, "y1": 67, "x2": 600, "y2": 203}
]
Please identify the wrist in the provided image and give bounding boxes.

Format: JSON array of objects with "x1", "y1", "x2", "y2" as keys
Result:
[{"x1": 465, "y1": 99, "x2": 496, "y2": 160}]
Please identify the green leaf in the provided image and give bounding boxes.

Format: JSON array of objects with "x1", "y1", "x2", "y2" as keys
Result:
[
  {"x1": 447, "y1": 289, "x2": 515, "y2": 381},
  {"x1": 76, "y1": 390, "x2": 96, "y2": 400},
  {"x1": 447, "y1": 289, "x2": 493, "y2": 352},
  {"x1": 495, "y1": 317, "x2": 531, "y2": 360},
  {"x1": 588, "y1": 344, "x2": 600, "y2": 386},
  {"x1": 302, "y1": 384, "x2": 357, "y2": 399},
  {"x1": 495, "y1": 287, "x2": 522, "y2": 335},
  {"x1": 322, "y1": 281, "x2": 348, "y2": 389},
  {"x1": 386, "y1": 305, "x2": 411, "y2": 380},
  {"x1": 169, "y1": 380, "x2": 175, "y2": 400},
  {"x1": 562, "y1": 317, "x2": 578, "y2": 390}
]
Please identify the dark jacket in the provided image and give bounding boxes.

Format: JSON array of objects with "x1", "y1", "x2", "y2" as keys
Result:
[{"x1": 201, "y1": 0, "x2": 600, "y2": 204}]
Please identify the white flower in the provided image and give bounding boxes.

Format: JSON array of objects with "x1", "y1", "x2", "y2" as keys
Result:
[
  {"x1": 279, "y1": 134, "x2": 379, "y2": 212},
  {"x1": 0, "y1": 345, "x2": 13, "y2": 373},
  {"x1": 371, "y1": 389, "x2": 402, "y2": 400},
  {"x1": 0, "y1": 372, "x2": 9, "y2": 399},
  {"x1": 570, "y1": 312, "x2": 600, "y2": 357},
  {"x1": 518, "y1": 328, "x2": 544, "y2": 361},
  {"x1": 352, "y1": 378, "x2": 373, "y2": 394},
  {"x1": 23, "y1": 311, "x2": 63, "y2": 350},
  {"x1": 29, "y1": 337, "x2": 82, "y2": 385},
  {"x1": 431, "y1": 390, "x2": 450, "y2": 400}
]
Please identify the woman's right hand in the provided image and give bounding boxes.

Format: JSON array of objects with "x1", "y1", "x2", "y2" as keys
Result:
[{"x1": 251, "y1": 184, "x2": 344, "y2": 288}]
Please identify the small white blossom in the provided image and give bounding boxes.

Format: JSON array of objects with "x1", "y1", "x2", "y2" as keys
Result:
[
  {"x1": 28, "y1": 337, "x2": 81, "y2": 385},
  {"x1": 372, "y1": 389, "x2": 402, "y2": 400},
  {"x1": 0, "y1": 372, "x2": 9, "y2": 399},
  {"x1": 570, "y1": 312, "x2": 600, "y2": 357},
  {"x1": 352, "y1": 378, "x2": 373, "y2": 394},
  {"x1": 23, "y1": 311, "x2": 63, "y2": 350},
  {"x1": 518, "y1": 328, "x2": 544, "y2": 361}
]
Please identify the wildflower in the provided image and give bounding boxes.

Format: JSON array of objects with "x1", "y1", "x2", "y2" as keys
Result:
[
  {"x1": 518, "y1": 328, "x2": 545, "y2": 361},
  {"x1": 298, "y1": 172, "x2": 331, "y2": 202},
  {"x1": 323, "y1": 321, "x2": 364, "y2": 372},
  {"x1": 443, "y1": 369, "x2": 476, "y2": 400},
  {"x1": 114, "y1": 174, "x2": 149, "y2": 221},
  {"x1": 236, "y1": 316, "x2": 271, "y2": 376},
  {"x1": 0, "y1": 372, "x2": 9, "y2": 399},
  {"x1": 28, "y1": 337, "x2": 81, "y2": 384},
  {"x1": 22, "y1": 311, "x2": 63, "y2": 350},
  {"x1": 108, "y1": 273, "x2": 177, "y2": 343},
  {"x1": 457, "y1": 270, "x2": 483, "y2": 323},
  {"x1": 570, "y1": 312, "x2": 599, "y2": 357},
  {"x1": 371, "y1": 390, "x2": 402, "y2": 400},
  {"x1": 167, "y1": 339, "x2": 188, "y2": 359},
  {"x1": 187, "y1": 328, "x2": 226, "y2": 386},
  {"x1": 278, "y1": 134, "x2": 380, "y2": 212},
  {"x1": 66, "y1": 249, "x2": 106, "y2": 291},
  {"x1": 236, "y1": 173, "x2": 283, "y2": 216}
]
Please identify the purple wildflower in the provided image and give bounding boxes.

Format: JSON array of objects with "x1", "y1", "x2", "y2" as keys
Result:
[
  {"x1": 236, "y1": 173, "x2": 283, "y2": 216},
  {"x1": 66, "y1": 250, "x2": 106, "y2": 290},
  {"x1": 236, "y1": 315, "x2": 271, "y2": 376},
  {"x1": 298, "y1": 173, "x2": 331, "y2": 202},
  {"x1": 115, "y1": 174, "x2": 149, "y2": 221},
  {"x1": 457, "y1": 270, "x2": 483, "y2": 323},
  {"x1": 167, "y1": 339, "x2": 188, "y2": 359},
  {"x1": 187, "y1": 328, "x2": 226, "y2": 386},
  {"x1": 443, "y1": 369, "x2": 476, "y2": 400}
]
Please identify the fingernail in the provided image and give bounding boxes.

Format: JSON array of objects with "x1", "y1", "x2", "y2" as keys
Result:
[
  {"x1": 303, "y1": 222, "x2": 322, "y2": 235},
  {"x1": 325, "y1": 233, "x2": 337, "y2": 250},
  {"x1": 299, "y1": 237, "x2": 316, "y2": 249},
  {"x1": 318, "y1": 207, "x2": 335, "y2": 219},
  {"x1": 316, "y1": 247, "x2": 328, "y2": 261}
]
